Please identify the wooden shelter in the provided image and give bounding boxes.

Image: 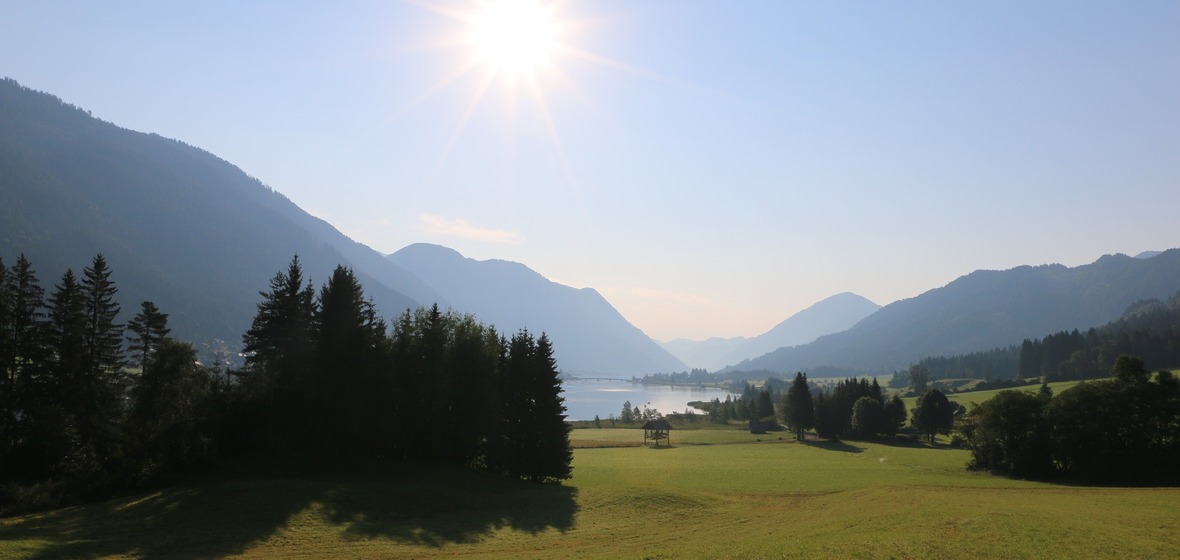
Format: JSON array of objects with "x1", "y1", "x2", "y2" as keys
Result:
[{"x1": 642, "y1": 418, "x2": 673, "y2": 446}]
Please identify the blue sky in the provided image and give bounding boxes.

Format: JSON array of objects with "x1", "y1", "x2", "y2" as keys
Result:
[{"x1": 3, "y1": 1, "x2": 1178, "y2": 341}]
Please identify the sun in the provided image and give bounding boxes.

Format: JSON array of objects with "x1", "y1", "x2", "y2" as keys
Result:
[{"x1": 468, "y1": 0, "x2": 560, "y2": 76}]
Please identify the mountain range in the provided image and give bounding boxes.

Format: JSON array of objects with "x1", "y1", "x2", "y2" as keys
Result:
[
  {"x1": 722, "y1": 250, "x2": 1180, "y2": 375},
  {"x1": 3, "y1": 77, "x2": 1177, "y2": 379},
  {"x1": 661, "y1": 292, "x2": 881, "y2": 371},
  {"x1": 388, "y1": 244, "x2": 685, "y2": 375},
  {"x1": 0, "y1": 78, "x2": 674, "y2": 374}
]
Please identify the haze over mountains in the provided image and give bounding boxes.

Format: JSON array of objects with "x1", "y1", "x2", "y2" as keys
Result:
[
  {"x1": 388, "y1": 244, "x2": 685, "y2": 375},
  {"x1": 661, "y1": 292, "x2": 881, "y2": 371},
  {"x1": 723, "y1": 250, "x2": 1180, "y2": 375},
  {"x1": 3, "y1": 78, "x2": 1177, "y2": 379},
  {"x1": 0, "y1": 78, "x2": 675, "y2": 374}
]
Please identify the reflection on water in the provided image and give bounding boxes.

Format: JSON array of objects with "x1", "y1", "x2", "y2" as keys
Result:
[{"x1": 560, "y1": 378, "x2": 736, "y2": 421}]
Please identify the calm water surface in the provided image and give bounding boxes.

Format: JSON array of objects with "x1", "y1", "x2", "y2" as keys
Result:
[{"x1": 560, "y1": 378, "x2": 736, "y2": 421}]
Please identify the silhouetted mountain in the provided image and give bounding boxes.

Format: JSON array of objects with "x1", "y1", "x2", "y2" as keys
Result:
[
  {"x1": 0, "y1": 78, "x2": 434, "y2": 352},
  {"x1": 388, "y1": 243, "x2": 687, "y2": 376},
  {"x1": 661, "y1": 292, "x2": 880, "y2": 370},
  {"x1": 724, "y1": 251, "x2": 1180, "y2": 376}
]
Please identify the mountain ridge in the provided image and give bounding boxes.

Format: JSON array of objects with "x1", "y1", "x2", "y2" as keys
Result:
[
  {"x1": 660, "y1": 292, "x2": 880, "y2": 371},
  {"x1": 723, "y1": 250, "x2": 1180, "y2": 375},
  {"x1": 389, "y1": 243, "x2": 686, "y2": 375}
]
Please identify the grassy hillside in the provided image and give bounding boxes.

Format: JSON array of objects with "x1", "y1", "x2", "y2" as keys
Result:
[
  {"x1": 901, "y1": 380, "x2": 1087, "y2": 410},
  {"x1": 3, "y1": 429, "x2": 1177, "y2": 559}
]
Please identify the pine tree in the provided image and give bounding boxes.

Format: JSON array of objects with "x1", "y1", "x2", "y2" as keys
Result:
[
  {"x1": 493, "y1": 329, "x2": 535, "y2": 479},
  {"x1": 5, "y1": 255, "x2": 46, "y2": 413},
  {"x1": 241, "y1": 255, "x2": 317, "y2": 457},
  {"x1": 781, "y1": 372, "x2": 814, "y2": 440},
  {"x1": 1, "y1": 255, "x2": 48, "y2": 479},
  {"x1": 447, "y1": 314, "x2": 499, "y2": 466},
  {"x1": 529, "y1": 333, "x2": 572, "y2": 482},
  {"x1": 126, "y1": 300, "x2": 170, "y2": 375},
  {"x1": 313, "y1": 265, "x2": 386, "y2": 465},
  {"x1": 37, "y1": 269, "x2": 90, "y2": 474},
  {"x1": 76, "y1": 254, "x2": 126, "y2": 466}
]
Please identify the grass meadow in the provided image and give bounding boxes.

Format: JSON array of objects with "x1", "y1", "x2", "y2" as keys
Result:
[{"x1": 2, "y1": 428, "x2": 1177, "y2": 559}]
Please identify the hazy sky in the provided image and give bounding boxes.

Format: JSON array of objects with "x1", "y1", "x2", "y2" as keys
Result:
[{"x1": 3, "y1": 1, "x2": 1178, "y2": 341}]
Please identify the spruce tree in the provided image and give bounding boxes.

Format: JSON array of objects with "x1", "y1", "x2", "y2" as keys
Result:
[
  {"x1": 241, "y1": 255, "x2": 317, "y2": 457},
  {"x1": 1, "y1": 255, "x2": 47, "y2": 479},
  {"x1": 39, "y1": 269, "x2": 89, "y2": 474},
  {"x1": 529, "y1": 333, "x2": 571, "y2": 482},
  {"x1": 313, "y1": 265, "x2": 386, "y2": 465},
  {"x1": 77, "y1": 254, "x2": 126, "y2": 466},
  {"x1": 5, "y1": 255, "x2": 46, "y2": 412},
  {"x1": 126, "y1": 300, "x2": 170, "y2": 375},
  {"x1": 782, "y1": 372, "x2": 814, "y2": 440}
]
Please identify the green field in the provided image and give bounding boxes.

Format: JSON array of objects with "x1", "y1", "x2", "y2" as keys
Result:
[
  {"x1": 2, "y1": 430, "x2": 1177, "y2": 559},
  {"x1": 902, "y1": 379, "x2": 1086, "y2": 410}
]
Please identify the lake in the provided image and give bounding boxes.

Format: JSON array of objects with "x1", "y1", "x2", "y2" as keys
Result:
[{"x1": 560, "y1": 378, "x2": 736, "y2": 421}]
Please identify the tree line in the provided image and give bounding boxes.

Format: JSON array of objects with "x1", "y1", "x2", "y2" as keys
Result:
[
  {"x1": 889, "y1": 290, "x2": 1180, "y2": 387},
  {"x1": 0, "y1": 254, "x2": 572, "y2": 513},
  {"x1": 960, "y1": 355, "x2": 1179, "y2": 482}
]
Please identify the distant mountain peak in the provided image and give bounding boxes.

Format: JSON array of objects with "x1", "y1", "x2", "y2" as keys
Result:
[{"x1": 661, "y1": 292, "x2": 881, "y2": 371}]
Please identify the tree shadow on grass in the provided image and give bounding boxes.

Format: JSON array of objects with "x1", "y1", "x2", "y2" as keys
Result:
[
  {"x1": 803, "y1": 439, "x2": 866, "y2": 454},
  {"x1": 5, "y1": 476, "x2": 321, "y2": 560},
  {"x1": 874, "y1": 437, "x2": 963, "y2": 452},
  {"x1": 2, "y1": 467, "x2": 579, "y2": 558},
  {"x1": 317, "y1": 467, "x2": 579, "y2": 546}
]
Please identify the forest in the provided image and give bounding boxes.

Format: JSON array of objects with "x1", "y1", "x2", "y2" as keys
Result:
[
  {"x1": 0, "y1": 253, "x2": 572, "y2": 514},
  {"x1": 888, "y1": 291, "x2": 1180, "y2": 387}
]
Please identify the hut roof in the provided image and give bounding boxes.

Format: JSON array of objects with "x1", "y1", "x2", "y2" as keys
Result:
[{"x1": 642, "y1": 419, "x2": 673, "y2": 430}]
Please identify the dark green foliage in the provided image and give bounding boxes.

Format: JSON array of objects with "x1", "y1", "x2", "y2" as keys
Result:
[
  {"x1": 126, "y1": 301, "x2": 170, "y2": 374},
  {"x1": 964, "y1": 354, "x2": 1180, "y2": 482},
  {"x1": 908, "y1": 365, "x2": 929, "y2": 394},
  {"x1": 815, "y1": 377, "x2": 885, "y2": 440},
  {"x1": 850, "y1": 396, "x2": 885, "y2": 439},
  {"x1": 755, "y1": 390, "x2": 775, "y2": 422},
  {"x1": 71, "y1": 255, "x2": 127, "y2": 476},
  {"x1": 2, "y1": 257, "x2": 50, "y2": 480},
  {"x1": 239, "y1": 255, "x2": 317, "y2": 459},
  {"x1": 812, "y1": 392, "x2": 839, "y2": 439},
  {"x1": 1, "y1": 253, "x2": 575, "y2": 515},
  {"x1": 491, "y1": 330, "x2": 573, "y2": 482},
  {"x1": 1044, "y1": 359, "x2": 1180, "y2": 482},
  {"x1": 958, "y1": 390, "x2": 1053, "y2": 477},
  {"x1": 310, "y1": 266, "x2": 388, "y2": 467},
  {"x1": 780, "y1": 372, "x2": 813, "y2": 440},
  {"x1": 127, "y1": 338, "x2": 214, "y2": 480},
  {"x1": 882, "y1": 395, "x2": 907, "y2": 437},
  {"x1": 912, "y1": 389, "x2": 955, "y2": 444}
]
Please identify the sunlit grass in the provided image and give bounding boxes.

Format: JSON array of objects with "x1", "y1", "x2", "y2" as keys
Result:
[{"x1": 2, "y1": 430, "x2": 1177, "y2": 559}]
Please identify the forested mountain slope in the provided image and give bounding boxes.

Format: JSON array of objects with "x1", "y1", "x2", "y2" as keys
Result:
[
  {"x1": 389, "y1": 243, "x2": 687, "y2": 376},
  {"x1": 0, "y1": 78, "x2": 429, "y2": 349},
  {"x1": 725, "y1": 250, "x2": 1180, "y2": 375}
]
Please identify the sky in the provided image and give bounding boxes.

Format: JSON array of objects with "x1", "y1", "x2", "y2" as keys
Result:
[{"x1": 2, "y1": 1, "x2": 1178, "y2": 342}]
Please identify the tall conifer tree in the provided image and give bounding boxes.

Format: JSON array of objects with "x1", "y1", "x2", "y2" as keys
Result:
[
  {"x1": 77, "y1": 254, "x2": 126, "y2": 465},
  {"x1": 241, "y1": 255, "x2": 317, "y2": 458},
  {"x1": 126, "y1": 301, "x2": 170, "y2": 375}
]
